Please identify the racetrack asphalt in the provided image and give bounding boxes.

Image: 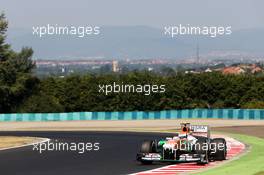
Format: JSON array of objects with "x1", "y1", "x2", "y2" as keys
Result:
[{"x1": 0, "y1": 131, "x2": 174, "y2": 175}]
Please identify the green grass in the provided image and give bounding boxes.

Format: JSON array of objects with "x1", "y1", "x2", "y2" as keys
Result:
[{"x1": 196, "y1": 134, "x2": 264, "y2": 175}]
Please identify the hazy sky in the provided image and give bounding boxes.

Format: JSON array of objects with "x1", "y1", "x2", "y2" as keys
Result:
[{"x1": 1, "y1": 0, "x2": 264, "y2": 30}]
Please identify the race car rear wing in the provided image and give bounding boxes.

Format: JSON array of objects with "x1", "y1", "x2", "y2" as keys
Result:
[
  {"x1": 179, "y1": 123, "x2": 211, "y2": 138},
  {"x1": 190, "y1": 125, "x2": 211, "y2": 138}
]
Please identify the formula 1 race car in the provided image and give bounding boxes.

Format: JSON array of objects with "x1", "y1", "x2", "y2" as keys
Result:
[{"x1": 136, "y1": 123, "x2": 227, "y2": 164}]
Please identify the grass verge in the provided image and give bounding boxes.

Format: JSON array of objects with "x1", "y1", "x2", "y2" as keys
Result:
[{"x1": 196, "y1": 134, "x2": 264, "y2": 175}]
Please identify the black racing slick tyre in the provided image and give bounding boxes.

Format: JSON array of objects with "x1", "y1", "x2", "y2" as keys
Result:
[
  {"x1": 140, "y1": 140, "x2": 156, "y2": 153},
  {"x1": 195, "y1": 137, "x2": 209, "y2": 155},
  {"x1": 211, "y1": 138, "x2": 227, "y2": 161},
  {"x1": 195, "y1": 137, "x2": 209, "y2": 164},
  {"x1": 139, "y1": 140, "x2": 156, "y2": 164}
]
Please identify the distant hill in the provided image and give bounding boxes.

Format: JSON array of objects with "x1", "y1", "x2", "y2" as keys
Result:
[{"x1": 6, "y1": 26, "x2": 264, "y2": 60}]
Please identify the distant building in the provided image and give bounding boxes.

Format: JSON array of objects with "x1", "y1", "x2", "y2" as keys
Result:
[
  {"x1": 205, "y1": 68, "x2": 212, "y2": 72},
  {"x1": 222, "y1": 64, "x2": 263, "y2": 75},
  {"x1": 148, "y1": 67, "x2": 154, "y2": 71},
  {"x1": 250, "y1": 64, "x2": 263, "y2": 74},
  {"x1": 222, "y1": 66, "x2": 245, "y2": 75},
  {"x1": 112, "y1": 60, "x2": 119, "y2": 72},
  {"x1": 251, "y1": 67, "x2": 262, "y2": 74},
  {"x1": 185, "y1": 70, "x2": 200, "y2": 74}
]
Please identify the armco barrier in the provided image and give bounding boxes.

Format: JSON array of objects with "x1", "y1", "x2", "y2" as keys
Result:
[{"x1": 0, "y1": 109, "x2": 264, "y2": 121}]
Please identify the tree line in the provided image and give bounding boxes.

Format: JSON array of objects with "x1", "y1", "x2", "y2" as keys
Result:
[{"x1": 14, "y1": 72, "x2": 264, "y2": 113}]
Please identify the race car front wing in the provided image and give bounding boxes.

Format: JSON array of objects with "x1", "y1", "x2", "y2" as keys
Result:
[{"x1": 137, "y1": 152, "x2": 207, "y2": 163}]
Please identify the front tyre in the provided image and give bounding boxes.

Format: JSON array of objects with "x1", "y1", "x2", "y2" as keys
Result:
[
  {"x1": 140, "y1": 140, "x2": 156, "y2": 153},
  {"x1": 139, "y1": 140, "x2": 156, "y2": 164},
  {"x1": 195, "y1": 137, "x2": 210, "y2": 164}
]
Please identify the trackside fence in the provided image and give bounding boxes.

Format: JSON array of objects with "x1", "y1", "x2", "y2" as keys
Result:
[{"x1": 0, "y1": 109, "x2": 264, "y2": 121}]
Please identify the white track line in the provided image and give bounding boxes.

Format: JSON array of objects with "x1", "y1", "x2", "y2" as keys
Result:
[{"x1": 0, "y1": 138, "x2": 50, "y2": 151}]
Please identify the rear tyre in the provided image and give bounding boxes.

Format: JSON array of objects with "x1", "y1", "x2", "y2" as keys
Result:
[{"x1": 211, "y1": 138, "x2": 227, "y2": 161}]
